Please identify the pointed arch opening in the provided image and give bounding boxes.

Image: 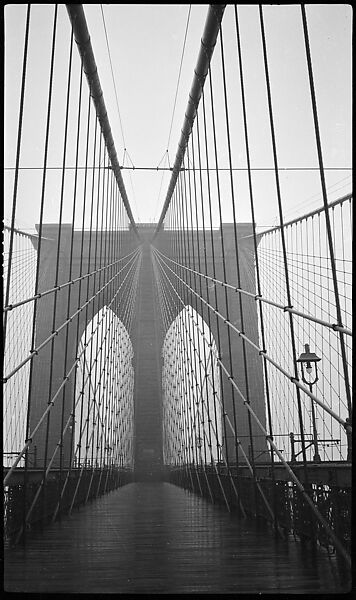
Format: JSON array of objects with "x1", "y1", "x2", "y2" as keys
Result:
[
  {"x1": 73, "y1": 306, "x2": 134, "y2": 471},
  {"x1": 162, "y1": 305, "x2": 223, "y2": 467}
]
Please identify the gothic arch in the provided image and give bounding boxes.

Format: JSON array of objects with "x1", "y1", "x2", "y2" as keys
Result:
[
  {"x1": 73, "y1": 307, "x2": 134, "y2": 470},
  {"x1": 162, "y1": 305, "x2": 223, "y2": 466}
]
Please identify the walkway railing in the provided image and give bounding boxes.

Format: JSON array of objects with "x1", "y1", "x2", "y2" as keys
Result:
[{"x1": 152, "y1": 4, "x2": 352, "y2": 566}]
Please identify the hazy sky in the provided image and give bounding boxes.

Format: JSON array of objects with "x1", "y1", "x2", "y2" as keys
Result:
[{"x1": 4, "y1": 4, "x2": 352, "y2": 228}]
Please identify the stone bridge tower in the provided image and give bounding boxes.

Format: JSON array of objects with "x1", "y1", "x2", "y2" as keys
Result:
[{"x1": 29, "y1": 223, "x2": 266, "y2": 477}]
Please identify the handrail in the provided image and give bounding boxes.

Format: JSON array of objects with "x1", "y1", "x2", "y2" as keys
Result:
[
  {"x1": 153, "y1": 4, "x2": 226, "y2": 238},
  {"x1": 3, "y1": 224, "x2": 53, "y2": 241},
  {"x1": 66, "y1": 4, "x2": 140, "y2": 240},
  {"x1": 241, "y1": 193, "x2": 353, "y2": 241}
]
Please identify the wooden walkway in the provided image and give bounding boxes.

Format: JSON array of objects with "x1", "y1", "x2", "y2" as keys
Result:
[{"x1": 4, "y1": 482, "x2": 347, "y2": 594}]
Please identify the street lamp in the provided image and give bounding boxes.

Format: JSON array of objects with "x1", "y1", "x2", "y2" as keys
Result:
[
  {"x1": 297, "y1": 343, "x2": 321, "y2": 463},
  {"x1": 196, "y1": 435, "x2": 203, "y2": 470}
]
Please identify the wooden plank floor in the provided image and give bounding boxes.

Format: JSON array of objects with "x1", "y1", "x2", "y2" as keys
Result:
[{"x1": 4, "y1": 482, "x2": 348, "y2": 594}]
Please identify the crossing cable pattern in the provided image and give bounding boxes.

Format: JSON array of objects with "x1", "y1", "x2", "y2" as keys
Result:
[
  {"x1": 152, "y1": 4, "x2": 351, "y2": 565},
  {"x1": 3, "y1": 4, "x2": 140, "y2": 542}
]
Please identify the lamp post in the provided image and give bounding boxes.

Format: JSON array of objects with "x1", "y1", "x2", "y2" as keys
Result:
[
  {"x1": 297, "y1": 343, "x2": 321, "y2": 463},
  {"x1": 196, "y1": 435, "x2": 203, "y2": 472}
]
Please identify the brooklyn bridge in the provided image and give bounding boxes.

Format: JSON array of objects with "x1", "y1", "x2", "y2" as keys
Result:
[{"x1": 3, "y1": 4, "x2": 352, "y2": 594}]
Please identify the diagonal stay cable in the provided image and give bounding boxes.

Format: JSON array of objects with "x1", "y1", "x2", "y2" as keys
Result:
[
  {"x1": 154, "y1": 251, "x2": 294, "y2": 527},
  {"x1": 3, "y1": 248, "x2": 141, "y2": 384},
  {"x1": 3, "y1": 250, "x2": 141, "y2": 485},
  {"x1": 52, "y1": 283, "x2": 140, "y2": 520},
  {"x1": 152, "y1": 247, "x2": 351, "y2": 433},
  {"x1": 3, "y1": 248, "x2": 139, "y2": 313},
  {"x1": 152, "y1": 246, "x2": 351, "y2": 564},
  {"x1": 16, "y1": 320, "x2": 120, "y2": 539},
  {"x1": 152, "y1": 249, "x2": 352, "y2": 336}
]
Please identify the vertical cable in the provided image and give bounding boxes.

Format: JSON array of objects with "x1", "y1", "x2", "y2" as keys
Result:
[
  {"x1": 219, "y1": 22, "x2": 259, "y2": 513},
  {"x1": 200, "y1": 93, "x2": 233, "y2": 510},
  {"x1": 15, "y1": 5, "x2": 32, "y2": 542},
  {"x1": 233, "y1": 4, "x2": 277, "y2": 525},
  {"x1": 3, "y1": 5, "x2": 31, "y2": 344},
  {"x1": 23, "y1": 4, "x2": 58, "y2": 538},
  {"x1": 208, "y1": 61, "x2": 253, "y2": 509},
  {"x1": 300, "y1": 5, "x2": 351, "y2": 422},
  {"x1": 53, "y1": 84, "x2": 93, "y2": 521},
  {"x1": 259, "y1": 5, "x2": 310, "y2": 483}
]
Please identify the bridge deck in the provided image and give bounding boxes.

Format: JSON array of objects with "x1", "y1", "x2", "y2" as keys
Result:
[{"x1": 4, "y1": 482, "x2": 347, "y2": 594}]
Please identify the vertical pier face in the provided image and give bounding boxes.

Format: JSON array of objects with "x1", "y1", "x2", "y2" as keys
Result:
[{"x1": 132, "y1": 225, "x2": 163, "y2": 480}]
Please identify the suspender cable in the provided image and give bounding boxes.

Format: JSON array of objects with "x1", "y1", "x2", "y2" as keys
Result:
[
  {"x1": 56, "y1": 85, "x2": 92, "y2": 519},
  {"x1": 300, "y1": 5, "x2": 352, "y2": 424},
  {"x1": 154, "y1": 4, "x2": 226, "y2": 237},
  {"x1": 258, "y1": 6, "x2": 310, "y2": 488},
  {"x1": 3, "y1": 5, "x2": 31, "y2": 346},
  {"x1": 196, "y1": 99, "x2": 239, "y2": 510}
]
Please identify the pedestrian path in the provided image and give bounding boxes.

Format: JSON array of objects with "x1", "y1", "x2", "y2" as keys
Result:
[{"x1": 4, "y1": 481, "x2": 347, "y2": 593}]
